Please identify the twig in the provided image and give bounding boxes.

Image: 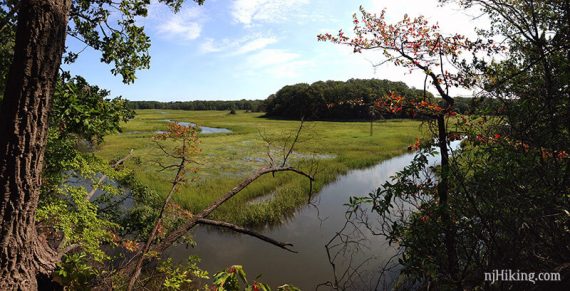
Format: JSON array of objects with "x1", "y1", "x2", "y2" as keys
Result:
[{"x1": 282, "y1": 118, "x2": 305, "y2": 167}]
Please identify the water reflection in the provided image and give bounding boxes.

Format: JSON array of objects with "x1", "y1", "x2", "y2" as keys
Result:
[
  {"x1": 161, "y1": 120, "x2": 232, "y2": 134},
  {"x1": 165, "y1": 141, "x2": 461, "y2": 290}
]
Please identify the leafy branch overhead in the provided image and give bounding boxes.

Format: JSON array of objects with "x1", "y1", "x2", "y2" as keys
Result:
[
  {"x1": 317, "y1": 6, "x2": 502, "y2": 102},
  {"x1": 65, "y1": 0, "x2": 204, "y2": 83}
]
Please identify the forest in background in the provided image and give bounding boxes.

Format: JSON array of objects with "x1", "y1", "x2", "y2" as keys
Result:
[{"x1": 126, "y1": 78, "x2": 503, "y2": 120}]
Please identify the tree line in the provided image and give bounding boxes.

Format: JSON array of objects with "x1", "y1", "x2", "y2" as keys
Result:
[
  {"x1": 122, "y1": 79, "x2": 504, "y2": 119},
  {"x1": 127, "y1": 99, "x2": 266, "y2": 112}
]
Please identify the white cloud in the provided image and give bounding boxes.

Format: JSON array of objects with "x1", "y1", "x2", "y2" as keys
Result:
[
  {"x1": 199, "y1": 36, "x2": 278, "y2": 55},
  {"x1": 231, "y1": 0, "x2": 310, "y2": 26},
  {"x1": 157, "y1": 7, "x2": 203, "y2": 41},
  {"x1": 234, "y1": 37, "x2": 278, "y2": 54},
  {"x1": 200, "y1": 38, "x2": 223, "y2": 53}
]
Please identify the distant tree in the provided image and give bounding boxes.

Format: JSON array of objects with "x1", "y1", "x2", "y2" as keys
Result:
[
  {"x1": 264, "y1": 79, "x2": 432, "y2": 120},
  {"x1": 127, "y1": 99, "x2": 266, "y2": 111}
]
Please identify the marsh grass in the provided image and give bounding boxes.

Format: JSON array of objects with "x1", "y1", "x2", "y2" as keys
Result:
[{"x1": 96, "y1": 110, "x2": 426, "y2": 225}]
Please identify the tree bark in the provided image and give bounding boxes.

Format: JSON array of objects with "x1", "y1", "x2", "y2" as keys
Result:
[{"x1": 0, "y1": 0, "x2": 71, "y2": 289}]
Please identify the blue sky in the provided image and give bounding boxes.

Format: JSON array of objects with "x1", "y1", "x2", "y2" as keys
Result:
[{"x1": 65, "y1": 0, "x2": 483, "y2": 101}]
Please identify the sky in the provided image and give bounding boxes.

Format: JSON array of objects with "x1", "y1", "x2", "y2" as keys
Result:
[{"x1": 64, "y1": 0, "x2": 486, "y2": 101}]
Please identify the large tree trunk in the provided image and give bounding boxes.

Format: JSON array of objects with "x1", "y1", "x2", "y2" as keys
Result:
[{"x1": 0, "y1": 0, "x2": 71, "y2": 289}]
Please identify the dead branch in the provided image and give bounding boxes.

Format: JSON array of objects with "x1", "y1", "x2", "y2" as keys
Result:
[
  {"x1": 118, "y1": 165, "x2": 314, "y2": 282},
  {"x1": 258, "y1": 129, "x2": 275, "y2": 167},
  {"x1": 196, "y1": 218, "x2": 297, "y2": 253},
  {"x1": 150, "y1": 166, "x2": 314, "y2": 254},
  {"x1": 86, "y1": 149, "x2": 133, "y2": 201},
  {"x1": 282, "y1": 118, "x2": 305, "y2": 167}
]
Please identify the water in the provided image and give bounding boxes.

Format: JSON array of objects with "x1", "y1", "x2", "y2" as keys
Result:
[
  {"x1": 161, "y1": 120, "x2": 232, "y2": 134},
  {"x1": 165, "y1": 141, "x2": 461, "y2": 290}
]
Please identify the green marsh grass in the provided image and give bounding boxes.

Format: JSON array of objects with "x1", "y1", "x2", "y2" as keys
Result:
[{"x1": 96, "y1": 110, "x2": 427, "y2": 225}]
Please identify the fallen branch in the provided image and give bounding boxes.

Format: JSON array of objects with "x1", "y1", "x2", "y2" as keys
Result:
[
  {"x1": 119, "y1": 165, "x2": 314, "y2": 278},
  {"x1": 151, "y1": 166, "x2": 314, "y2": 254},
  {"x1": 196, "y1": 218, "x2": 297, "y2": 253},
  {"x1": 86, "y1": 149, "x2": 133, "y2": 201},
  {"x1": 55, "y1": 150, "x2": 134, "y2": 256}
]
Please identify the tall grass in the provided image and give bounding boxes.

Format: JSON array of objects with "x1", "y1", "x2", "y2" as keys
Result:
[{"x1": 96, "y1": 110, "x2": 427, "y2": 226}]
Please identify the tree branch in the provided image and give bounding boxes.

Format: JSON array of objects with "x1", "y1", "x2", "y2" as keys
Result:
[
  {"x1": 150, "y1": 166, "x2": 314, "y2": 254},
  {"x1": 196, "y1": 218, "x2": 298, "y2": 253},
  {"x1": 282, "y1": 118, "x2": 305, "y2": 167},
  {"x1": 86, "y1": 149, "x2": 133, "y2": 201},
  {"x1": 0, "y1": 1, "x2": 19, "y2": 34},
  {"x1": 127, "y1": 145, "x2": 188, "y2": 291}
]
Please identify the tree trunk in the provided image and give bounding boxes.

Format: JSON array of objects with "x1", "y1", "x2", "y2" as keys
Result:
[
  {"x1": 437, "y1": 114, "x2": 458, "y2": 283},
  {"x1": 0, "y1": 0, "x2": 71, "y2": 289}
]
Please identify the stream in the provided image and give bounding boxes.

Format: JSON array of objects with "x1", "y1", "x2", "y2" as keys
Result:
[
  {"x1": 165, "y1": 141, "x2": 462, "y2": 290},
  {"x1": 161, "y1": 120, "x2": 232, "y2": 134}
]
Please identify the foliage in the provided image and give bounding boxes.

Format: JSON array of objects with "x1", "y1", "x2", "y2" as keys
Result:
[
  {"x1": 36, "y1": 76, "x2": 138, "y2": 288},
  {"x1": 360, "y1": 117, "x2": 569, "y2": 289},
  {"x1": 327, "y1": 1, "x2": 570, "y2": 290},
  {"x1": 128, "y1": 99, "x2": 267, "y2": 112},
  {"x1": 55, "y1": 253, "x2": 100, "y2": 288},
  {"x1": 62, "y1": 0, "x2": 204, "y2": 83},
  {"x1": 212, "y1": 265, "x2": 299, "y2": 291},
  {"x1": 156, "y1": 257, "x2": 209, "y2": 290},
  {"x1": 445, "y1": 0, "x2": 570, "y2": 151},
  {"x1": 52, "y1": 76, "x2": 134, "y2": 144},
  {"x1": 264, "y1": 78, "x2": 433, "y2": 120}
]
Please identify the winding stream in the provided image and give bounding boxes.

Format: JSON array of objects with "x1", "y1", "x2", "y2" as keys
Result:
[{"x1": 165, "y1": 141, "x2": 461, "y2": 290}]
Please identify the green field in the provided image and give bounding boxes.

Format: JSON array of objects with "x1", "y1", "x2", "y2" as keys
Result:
[{"x1": 96, "y1": 110, "x2": 426, "y2": 225}]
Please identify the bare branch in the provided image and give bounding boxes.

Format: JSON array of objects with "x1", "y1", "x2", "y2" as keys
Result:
[
  {"x1": 196, "y1": 218, "x2": 297, "y2": 253},
  {"x1": 86, "y1": 149, "x2": 133, "y2": 201},
  {"x1": 258, "y1": 129, "x2": 275, "y2": 167},
  {"x1": 150, "y1": 166, "x2": 314, "y2": 254},
  {"x1": 282, "y1": 118, "x2": 305, "y2": 167}
]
